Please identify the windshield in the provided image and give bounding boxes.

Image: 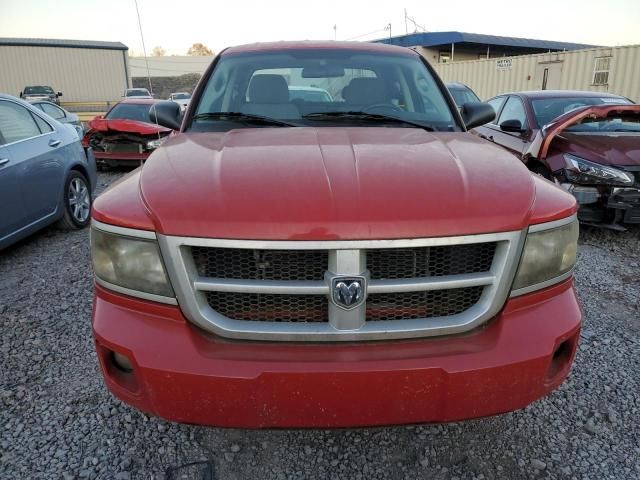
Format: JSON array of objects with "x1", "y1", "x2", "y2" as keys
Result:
[
  {"x1": 172, "y1": 93, "x2": 191, "y2": 99},
  {"x1": 563, "y1": 113, "x2": 640, "y2": 133},
  {"x1": 191, "y1": 49, "x2": 458, "y2": 131},
  {"x1": 126, "y1": 89, "x2": 150, "y2": 97},
  {"x1": 106, "y1": 103, "x2": 152, "y2": 122},
  {"x1": 448, "y1": 87, "x2": 480, "y2": 107},
  {"x1": 532, "y1": 96, "x2": 632, "y2": 127},
  {"x1": 24, "y1": 86, "x2": 54, "y2": 95}
]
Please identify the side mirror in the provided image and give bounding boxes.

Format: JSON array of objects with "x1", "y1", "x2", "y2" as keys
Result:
[
  {"x1": 500, "y1": 119, "x2": 524, "y2": 133},
  {"x1": 149, "y1": 101, "x2": 182, "y2": 130},
  {"x1": 461, "y1": 102, "x2": 495, "y2": 130},
  {"x1": 19, "y1": 91, "x2": 23, "y2": 97},
  {"x1": 57, "y1": 92, "x2": 63, "y2": 97}
]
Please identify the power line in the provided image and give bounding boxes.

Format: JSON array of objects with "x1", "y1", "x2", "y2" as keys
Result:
[{"x1": 344, "y1": 27, "x2": 388, "y2": 41}]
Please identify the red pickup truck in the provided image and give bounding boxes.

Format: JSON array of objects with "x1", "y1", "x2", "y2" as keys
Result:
[{"x1": 90, "y1": 41, "x2": 581, "y2": 428}]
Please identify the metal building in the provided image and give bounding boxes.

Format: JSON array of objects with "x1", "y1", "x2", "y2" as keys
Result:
[
  {"x1": 0, "y1": 38, "x2": 131, "y2": 104},
  {"x1": 374, "y1": 31, "x2": 593, "y2": 64},
  {"x1": 432, "y1": 44, "x2": 640, "y2": 102}
]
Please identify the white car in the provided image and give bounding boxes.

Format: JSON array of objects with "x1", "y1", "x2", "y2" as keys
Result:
[
  {"x1": 124, "y1": 88, "x2": 153, "y2": 99},
  {"x1": 168, "y1": 92, "x2": 191, "y2": 110}
]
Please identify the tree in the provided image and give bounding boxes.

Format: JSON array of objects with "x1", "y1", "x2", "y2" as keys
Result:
[
  {"x1": 187, "y1": 43, "x2": 214, "y2": 56},
  {"x1": 151, "y1": 46, "x2": 166, "y2": 57}
]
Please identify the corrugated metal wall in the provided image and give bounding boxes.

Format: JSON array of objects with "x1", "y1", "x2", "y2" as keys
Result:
[
  {"x1": 433, "y1": 44, "x2": 640, "y2": 102},
  {"x1": 0, "y1": 46, "x2": 130, "y2": 103},
  {"x1": 129, "y1": 56, "x2": 213, "y2": 77}
]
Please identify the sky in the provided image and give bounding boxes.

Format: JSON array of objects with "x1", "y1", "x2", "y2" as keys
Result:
[{"x1": 1, "y1": 0, "x2": 639, "y2": 55}]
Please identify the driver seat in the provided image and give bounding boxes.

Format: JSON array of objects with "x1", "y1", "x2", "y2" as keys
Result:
[
  {"x1": 342, "y1": 78, "x2": 391, "y2": 106},
  {"x1": 241, "y1": 74, "x2": 300, "y2": 119}
]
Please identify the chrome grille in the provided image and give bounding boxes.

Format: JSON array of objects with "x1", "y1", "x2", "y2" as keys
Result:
[
  {"x1": 366, "y1": 287, "x2": 484, "y2": 321},
  {"x1": 158, "y1": 231, "x2": 524, "y2": 342},
  {"x1": 366, "y1": 244, "x2": 495, "y2": 280},
  {"x1": 192, "y1": 247, "x2": 327, "y2": 281}
]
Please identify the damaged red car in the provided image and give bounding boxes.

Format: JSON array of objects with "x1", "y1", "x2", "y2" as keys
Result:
[
  {"x1": 476, "y1": 91, "x2": 639, "y2": 229},
  {"x1": 83, "y1": 98, "x2": 174, "y2": 168}
]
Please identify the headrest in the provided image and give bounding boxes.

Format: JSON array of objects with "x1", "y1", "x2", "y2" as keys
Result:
[
  {"x1": 342, "y1": 78, "x2": 390, "y2": 105},
  {"x1": 248, "y1": 74, "x2": 290, "y2": 104}
]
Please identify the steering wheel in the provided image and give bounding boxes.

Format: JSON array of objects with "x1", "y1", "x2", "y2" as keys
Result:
[{"x1": 363, "y1": 103, "x2": 404, "y2": 114}]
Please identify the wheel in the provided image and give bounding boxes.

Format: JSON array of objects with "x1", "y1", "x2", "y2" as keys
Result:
[{"x1": 57, "y1": 170, "x2": 92, "y2": 230}]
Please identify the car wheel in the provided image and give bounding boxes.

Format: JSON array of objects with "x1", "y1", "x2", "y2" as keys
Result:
[{"x1": 57, "y1": 171, "x2": 92, "y2": 230}]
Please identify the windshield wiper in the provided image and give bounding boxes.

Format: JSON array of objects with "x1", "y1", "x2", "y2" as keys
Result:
[
  {"x1": 192, "y1": 112, "x2": 299, "y2": 127},
  {"x1": 302, "y1": 111, "x2": 435, "y2": 131}
]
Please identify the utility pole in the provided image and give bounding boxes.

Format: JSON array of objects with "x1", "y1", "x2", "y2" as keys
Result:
[
  {"x1": 333, "y1": 24, "x2": 337, "y2": 41},
  {"x1": 385, "y1": 23, "x2": 392, "y2": 39},
  {"x1": 404, "y1": 8, "x2": 408, "y2": 34}
]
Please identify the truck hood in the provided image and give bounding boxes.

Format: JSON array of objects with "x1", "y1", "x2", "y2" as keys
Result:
[
  {"x1": 140, "y1": 127, "x2": 538, "y2": 240},
  {"x1": 528, "y1": 104, "x2": 640, "y2": 161},
  {"x1": 88, "y1": 117, "x2": 172, "y2": 136}
]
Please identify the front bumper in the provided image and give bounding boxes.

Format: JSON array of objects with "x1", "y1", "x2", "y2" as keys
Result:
[
  {"x1": 564, "y1": 184, "x2": 640, "y2": 225},
  {"x1": 94, "y1": 150, "x2": 151, "y2": 164},
  {"x1": 92, "y1": 280, "x2": 581, "y2": 428}
]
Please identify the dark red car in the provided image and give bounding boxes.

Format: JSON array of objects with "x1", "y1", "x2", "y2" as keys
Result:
[
  {"x1": 475, "y1": 91, "x2": 639, "y2": 229},
  {"x1": 83, "y1": 98, "x2": 174, "y2": 168}
]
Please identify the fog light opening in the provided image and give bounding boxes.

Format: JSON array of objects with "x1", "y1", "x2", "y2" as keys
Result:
[
  {"x1": 111, "y1": 351, "x2": 134, "y2": 373},
  {"x1": 547, "y1": 338, "x2": 573, "y2": 381}
]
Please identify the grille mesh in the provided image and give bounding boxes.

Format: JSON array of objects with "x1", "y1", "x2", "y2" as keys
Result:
[
  {"x1": 205, "y1": 292, "x2": 328, "y2": 322},
  {"x1": 366, "y1": 287, "x2": 484, "y2": 321},
  {"x1": 366, "y1": 243, "x2": 495, "y2": 280},
  {"x1": 192, "y1": 247, "x2": 327, "y2": 281}
]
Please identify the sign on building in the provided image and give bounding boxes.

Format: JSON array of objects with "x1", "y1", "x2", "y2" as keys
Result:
[{"x1": 496, "y1": 58, "x2": 512, "y2": 70}]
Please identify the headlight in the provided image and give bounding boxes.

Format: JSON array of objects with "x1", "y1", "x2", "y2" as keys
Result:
[
  {"x1": 511, "y1": 218, "x2": 578, "y2": 295},
  {"x1": 91, "y1": 226, "x2": 174, "y2": 300},
  {"x1": 564, "y1": 154, "x2": 633, "y2": 186},
  {"x1": 146, "y1": 138, "x2": 166, "y2": 150}
]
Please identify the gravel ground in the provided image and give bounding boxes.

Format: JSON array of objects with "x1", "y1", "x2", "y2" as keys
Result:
[{"x1": 1, "y1": 170, "x2": 639, "y2": 480}]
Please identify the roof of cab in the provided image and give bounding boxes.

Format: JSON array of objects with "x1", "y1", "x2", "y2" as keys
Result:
[
  {"x1": 223, "y1": 40, "x2": 416, "y2": 56},
  {"x1": 507, "y1": 90, "x2": 628, "y2": 100}
]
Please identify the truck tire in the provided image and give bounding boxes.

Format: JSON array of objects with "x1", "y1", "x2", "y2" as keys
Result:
[{"x1": 57, "y1": 170, "x2": 92, "y2": 230}]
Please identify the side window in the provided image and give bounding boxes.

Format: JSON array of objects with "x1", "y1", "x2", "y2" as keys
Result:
[
  {"x1": 32, "y1": 114, "x2": 53, "y2": 134},
  {"x1": 41, "y1": 103, "x2": 65, "y2": 120},
  {"x1": 0, "y1": 100, "x2": 43, "y2": 144},
  {"x1": 497, "y1": 96, "x2": 528, "y2": 130},
  {"x1": 487, "y1": 97, "x2": 506, "y2": 122}
]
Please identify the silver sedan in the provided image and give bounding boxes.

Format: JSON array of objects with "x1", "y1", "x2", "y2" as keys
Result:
[{"x1": 0, "y1": 94, "x2": 96, "y2": 249}]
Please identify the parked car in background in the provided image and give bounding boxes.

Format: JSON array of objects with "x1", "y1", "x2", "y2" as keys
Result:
[
  {"x1": 20, "y1": 85, "x2": 62, "y2": 104},
  {"x1": 446, "y1": 82, "x2": 480, "y2": 108},
  {"x1": 123, "y1": 88, "x2": 153, "y2": 99},
  {"x1": 168, "y1": 92, "x2": 191, "y2": 110},
  {"x1": 0, "y1": 94, "x2": 96, "y2": 249},
  {"x1": 29, "y1": 100, "x2": 81, "y2": 129},
  {"x1": 90, "y1": 41, "x2": 581, "y2": 429},
  {"x1": 288, "y1": 85, "x2": 333, "y2": 102},
  {"x1": 83, "y1": 98, "x2": 174, "y2": 168},
  {"x1": 475, "y1": 90, "x2": 638, "y2": 229}
]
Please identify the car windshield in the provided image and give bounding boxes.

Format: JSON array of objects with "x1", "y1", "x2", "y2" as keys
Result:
[
  {"x1": 106, "y1": 103, "x2": 152, "y2": 122},
  {"x1": 172, "y1": 93, "x2": 190, "y2": 99},
  {"x1": 24, "y1": 86, "x2": 54, "y2": 94},
  {"x1": 126, "y1": 89, "x2": 150, "y2": 97},
  {"x1": 563, "y1": 113, "x2": 640, "y2": 133},
  {"x1": 448, "y1": 87, "x2": 480, "y2": 107},
  {"x1": 532, "y1": 96, "x2": 633, "y2": 127},
  {"x1": 191, "y1": 48, "x2": 458, "y2": 132}
]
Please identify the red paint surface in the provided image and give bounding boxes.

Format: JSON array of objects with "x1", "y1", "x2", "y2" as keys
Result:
[
  {"x1": 92, "y1": 127, "x2": 576, "y2": 239},
  {"x1": 92, "y1": 280, "x2": 581, "y2": 428},
  {"x1": 88, "y1": 117, "x2": 172, "y2": 136}
]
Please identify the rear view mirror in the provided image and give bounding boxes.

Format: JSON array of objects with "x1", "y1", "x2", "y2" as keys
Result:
[
  {"x1": 150, "y1": 101, "x2": 182, "y2": 130},
  {"x1": 500, "y1": 119, "x2": 524, "y2": 133},
  {"x1": 302, "y1": 65, "x2": 345, "y2": 78},
  {"x1": 461, "y1": 102, "x2": 495, "y2": 130}
]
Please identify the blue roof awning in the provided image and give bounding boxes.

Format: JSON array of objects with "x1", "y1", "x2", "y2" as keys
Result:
[{"x1": 374, "y1": 31, "x2": 595, "y2": 51}]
